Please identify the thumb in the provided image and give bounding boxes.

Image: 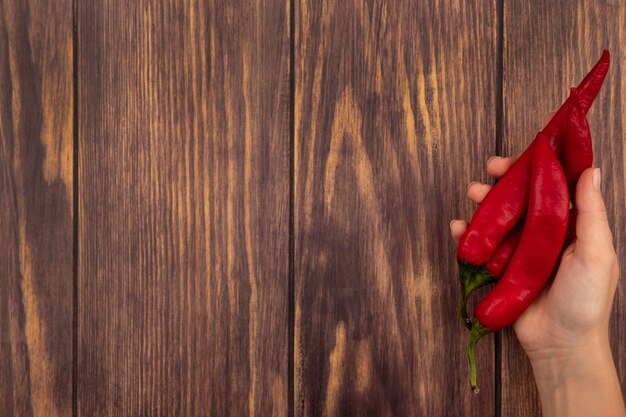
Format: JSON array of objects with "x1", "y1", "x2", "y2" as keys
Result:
[{"x1": 574, "y1": 167, "x2": 613, "y2": 256}]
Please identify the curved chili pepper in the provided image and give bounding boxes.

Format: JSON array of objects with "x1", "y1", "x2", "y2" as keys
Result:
[
  {"x1": 467, "y1": 135, "x2": 569, "y2": 393},
  {"x1": 457, "y1": 225, "x2": 522, "y2": 329},
  {"x1": 457, "y1": 50, "x2": 608, "y2": 267}
]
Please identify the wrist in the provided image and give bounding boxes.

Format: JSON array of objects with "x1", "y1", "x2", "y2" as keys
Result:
[
  {"x1": 529, "y1": 332, "x2": 612, "y2": 386},
  {"x1": 528, "y1": 334, "x2": 625, "y2": 417}
]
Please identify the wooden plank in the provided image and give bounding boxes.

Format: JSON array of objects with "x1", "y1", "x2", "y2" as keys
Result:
[
  {"x1": 502, "y1": 2, "x2": 626, "y2": 415},
  {"x1": 295, "y1": 1, "x2": 499, "y2": 415},
  {"x1": 0, "y1": 1, "x2": 74, "y2": 416},
  {"x1": 77, "y1": 1, "x2": 290, "y2": 415}
]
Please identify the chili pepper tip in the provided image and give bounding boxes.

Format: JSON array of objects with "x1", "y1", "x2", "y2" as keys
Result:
[{"x1": 575, "y1": 49, "x2": 611, "y2": 115}]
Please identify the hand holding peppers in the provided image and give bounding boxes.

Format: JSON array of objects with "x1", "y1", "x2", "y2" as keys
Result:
[
  {"x1": 453, "y1": 51, "x2": 615, "y2": 393},
  {"x1": 456, "y1": 51, "x2": 610, "y2": 329},
  {"x1": 451, "y1": 165, "x2": 625, "y2": 416}
]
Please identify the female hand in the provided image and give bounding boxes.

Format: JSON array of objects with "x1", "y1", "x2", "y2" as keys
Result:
[{"x1": 450, "y1": 157, "x2": 625, "y2": 417}]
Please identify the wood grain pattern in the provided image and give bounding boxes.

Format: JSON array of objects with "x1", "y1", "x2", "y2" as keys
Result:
[
  {"x1": 1, "y1": 1, "x2": 623, "y2": 415},
  {"x1": 502, "y1": 1, "x2": 626, "y2": 415},
  {"x1": 77, "y1": 1, "x2": 290, "y2": 415},
  {"x1": 295, "y1": 1, "x2": 499, "y2": 416},
  {"x1": 0, "y1": 1, "x2": 73, "y2": 416}
]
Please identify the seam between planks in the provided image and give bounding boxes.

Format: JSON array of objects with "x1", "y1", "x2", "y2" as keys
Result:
[
  {"x1": 72, "y1": 0, "x2": 79, "y2": 416},
  {"x1": 288, "y1": 0, "x2": 296, "y2": 417},
  {"x1": 495, "y1": 1, "x2": 504, "y2": 417}
]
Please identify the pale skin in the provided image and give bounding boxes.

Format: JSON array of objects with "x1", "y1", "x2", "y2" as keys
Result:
[{"x1": 451, "y1": 155, "x2": 626, "y2": 417}]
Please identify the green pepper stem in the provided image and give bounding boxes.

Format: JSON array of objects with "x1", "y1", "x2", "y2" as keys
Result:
[
  {"x1": 468, "y1": 320, "x2": 492, "y2": 393},
  {"x1": 457, "y1": 262, "x2": 495, "y2": 330}
]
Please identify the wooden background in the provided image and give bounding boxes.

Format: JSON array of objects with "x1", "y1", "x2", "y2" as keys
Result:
[{"x1": 0, "y1": 1, "x2": 624, "y2": 416}]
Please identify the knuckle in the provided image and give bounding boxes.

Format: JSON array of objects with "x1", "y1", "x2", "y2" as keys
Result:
[
  {"x1": 581, "y1": 253, "x2": 602, "y2": 268},
  {"x1": 594, "y1": 208, "x2": 609, "y2": 223},
  {"x1": 581, "y1": 248, "x2": 616, "y2": 269},
  {"x1": 580, "y1": 206, "x2": 609, "y2": 223},
  {"x1": 582, "y1": 251, "x2": 617, "y2": 276}
]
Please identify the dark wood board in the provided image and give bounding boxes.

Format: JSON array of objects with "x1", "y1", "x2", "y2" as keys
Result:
[
  {"x1": 77, "y1": 1, "x2": 290, "y2": 415},
  {"x1": 502, "y1": 1, "x2": 626, "y2": 415},
  {"x1": 0, "y1": 1, "x2": 74, "y2": 416},
  {"x1": 295, "y1": 1, "x2": 499, "y2": 416}
]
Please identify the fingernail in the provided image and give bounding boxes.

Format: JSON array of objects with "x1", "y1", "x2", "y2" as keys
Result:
[
  {"x1": 593, "y1": 168, "x2": 601, "y2": 190},
  {"x1": 467, "y1": 181, "x2": 478, "y2": 191},
  {"x1": 450, "y1": 219, "x2": 456, "y2": 229},
  {"x1": 487, "y1": 156, "x2": 501, "y2": 165}
]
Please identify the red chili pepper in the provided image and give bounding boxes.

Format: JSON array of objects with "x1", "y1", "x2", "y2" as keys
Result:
[
  {"x1": 563, "y1": 88, "x2": 594, "y2": 193},
  {"x1": 457, "y1": 225, "x2": 522, "y2": 329},
  {"x1": 554, "y1": 93, "x2": 592, "y2": 262},
  {"x1": 467, "y1": 135, "x2": 569, "y2": 393},
  {"x1": 457, "y1": 50, "x2": 608, "y2": 267},
  {"x1": 549, "y1": 208, "x2": 578, "y2": 281},
  {"x1": 456, "y1": 52, "x2": 609, "y2": 326}
]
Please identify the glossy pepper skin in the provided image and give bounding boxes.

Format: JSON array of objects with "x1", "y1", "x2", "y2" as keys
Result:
[
  {"x1": 457, "y1": 50, "x2": 609, "y2": 267},
  {"x1": 542, "y1": 49, "x2": 610, "y2": 151},
  {"x1": 549, "y1": 208, "x2": 578, "y2": 281},
  {"x1": 485, "y1": 225, "x2": 522, "y2": 278},
  {"x1": 457, "y1": 225, "x2": 522, "y2": 329},
  {"x1": 563, "y1": 89, "x2": 593, "y2": 193},
  {"x1": 467, "y1": 136, "x2": 569, "y2": 392}
]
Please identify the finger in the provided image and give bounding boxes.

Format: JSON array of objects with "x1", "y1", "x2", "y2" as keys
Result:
[
  {"x1": 467, "y1": 182, "x2": 492, "y2": 204},
  {"x1": 574, "y1": 167, "x2": 614, "y2": 258},
  {"x1": 486, "y1": 156, "x2": 517, "y2": 178},
  {"x1": 450, "y1": 219, "x2": 468, "y2": 242}
]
